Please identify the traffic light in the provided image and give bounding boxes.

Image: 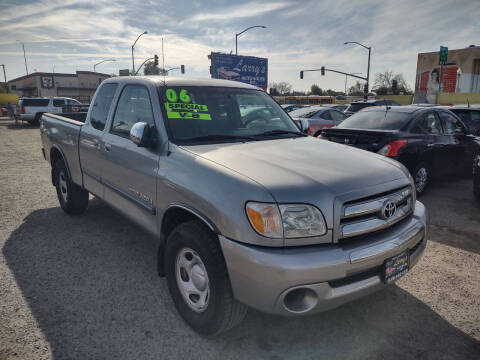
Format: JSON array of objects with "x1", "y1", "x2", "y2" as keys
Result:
[
  {"x1": 300, "y1": 71, "x2": 303, "y2": 79},
  {"x1": 154, "y1": 54, "x2": 159, "y2": 66},
  {"x1": 181, "y1": 65, "x2": 185, "y2": 74},
  {"x1": 392, "y1": 79, "x2": 398, "y2": 90},
  {"x1": 321, "y1": 66, "x2": 325, "y2": 76}
]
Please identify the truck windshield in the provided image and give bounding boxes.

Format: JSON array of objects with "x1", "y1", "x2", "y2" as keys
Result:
[
  {"x1": 160, "y1": 86, "x2": 301, "y2": 144},
  {"x1": 337, "y1": 110, "x2": 411, "y2": 130}
]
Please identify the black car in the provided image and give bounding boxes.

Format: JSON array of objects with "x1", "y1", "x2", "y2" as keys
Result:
[
  {"x1": 474, "y1": 141, "x2": 480, "y2": 201},
  {"x1": 344, "y1": 99, "x2": 399, "y2": 116},
  {"x1": 321, "y1": 106, "x2": 479, "y2": 194}
]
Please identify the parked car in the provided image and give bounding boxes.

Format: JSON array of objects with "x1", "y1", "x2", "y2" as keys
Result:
[
  {"x1": 281, "y1": 104, "x2": 305, "y2": 113},
  {"x1": 474, "y1": 144, "x2": 480, "y2": 201},
  {"x1": 321, "y1": 106, "x2": 479, "y2": 195},
  {"x1": 289, "y1": 105, "x2": 347, "y2": 136},
  {"x1": 40, "y1": 76, "x2": 427, "y2": 335},
  {"x1": 344, "y1": 99, "x2": 399, "y2": 116},
  {"x1": 19, "y1": 97, "x2": 82, "y2": 124}
]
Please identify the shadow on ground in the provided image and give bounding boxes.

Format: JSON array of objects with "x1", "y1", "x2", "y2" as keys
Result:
[{"x1": 3, "y1": 200, "x2": 480, "y2": 360}]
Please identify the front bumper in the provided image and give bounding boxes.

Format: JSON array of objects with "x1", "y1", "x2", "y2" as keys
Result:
[{"x1": 220, "y1": 201, "x2": 428, "y2": 315}]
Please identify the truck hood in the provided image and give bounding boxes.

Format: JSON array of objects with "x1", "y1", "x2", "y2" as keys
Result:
[{"x1": 180, "y1": 136, "x2": 407, "y2": 203}]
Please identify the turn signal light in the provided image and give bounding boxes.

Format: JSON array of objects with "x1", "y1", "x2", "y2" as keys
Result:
[
  {"x1": 378, "y1": 140, "x2": 407, "y2": 157},
  {"x1": 21, "y1": 106, "x2": 25, "y2": 114}
]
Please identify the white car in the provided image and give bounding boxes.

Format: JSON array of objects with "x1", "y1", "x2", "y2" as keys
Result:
[{"x1": 18, "y1": 97, "x2": 82, "y2": 124}]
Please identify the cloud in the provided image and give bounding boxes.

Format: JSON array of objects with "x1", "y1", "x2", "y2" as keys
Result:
[
  {"x1": 0, "y1": 0, "x2": 478, "y2": 91},
  {"x1": 189, "y1": 1, "x2": 292, "y2": 21}
]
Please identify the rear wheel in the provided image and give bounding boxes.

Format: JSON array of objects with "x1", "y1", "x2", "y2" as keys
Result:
[
  {"x1": 413, "y1": 162, "x2": 429, "y2": 196},
  {"x1": 53, "y1": 159, "x2": 89, "y2": 214},
  {"x1": 165, "y1": 220, "x2": 247, "y2": 335}
]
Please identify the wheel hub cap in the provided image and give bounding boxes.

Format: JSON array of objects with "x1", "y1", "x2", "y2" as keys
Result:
[
  {"x1": 415, "y1": 167, "x2": 427, "y2": 193},
  {"x1": 175, "y1": 247, "x2": 210, "y2": 312},
  {"x1": 59, "y1": 171, "x2": 68, "y2": 202}
]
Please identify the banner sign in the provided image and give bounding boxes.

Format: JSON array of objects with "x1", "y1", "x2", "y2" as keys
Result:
[
  {"x1": 40, "y1": 76, "x2": 54, "y2": 88},
  {"x1": 210, "y1": 52, "x2": 268, "y2": 89}
]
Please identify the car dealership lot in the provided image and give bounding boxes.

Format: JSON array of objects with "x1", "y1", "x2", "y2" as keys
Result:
[{"x1": 0, "y1": 118, "x2": 479, "y2": 359}]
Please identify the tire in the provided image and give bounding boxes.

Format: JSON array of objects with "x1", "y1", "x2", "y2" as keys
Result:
[
  {"x1": 165, "y1": 220, "x2": 247, "y2": 335},
  {"x1": 53, "y1": 159, "x2": 89, "y2": 214},
  {"x1": 33, "y1": 113, "x2": 42, "y2": 125},
  {"x1": 413, "y1": 162, "x2": 429, "y2": 196}
]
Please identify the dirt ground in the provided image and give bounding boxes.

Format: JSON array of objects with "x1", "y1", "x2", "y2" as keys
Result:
[{"x1": 0, "y1": 117, "x2": 479, "y2": 360}]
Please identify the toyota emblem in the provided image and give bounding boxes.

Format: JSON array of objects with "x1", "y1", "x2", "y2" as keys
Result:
[{"x1": 382, "y1": 200, "x2": 396, "y2": 219}]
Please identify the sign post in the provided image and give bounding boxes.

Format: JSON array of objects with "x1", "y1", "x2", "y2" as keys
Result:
[{"x1": 438, "y1": 46, "x2": 448, "y2": 93}]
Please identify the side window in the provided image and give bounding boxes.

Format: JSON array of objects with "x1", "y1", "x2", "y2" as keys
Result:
[
  {"x1": 416, "y1": 112, "x2": 442, "y2": 134},
  {"x1": 329, "y1": 110, "x2": 346, "y2": 121},
  {"x1": 90, "y1": 83, "x2": 118, "y2": 131},
  {"x1": 438, "y1": 111, "x2": 465, "y2": 135},
  {"x1": 53, "y1": 99, "x2": 64, "y2": 107},
  {"x1": 111, "y1": 85, "x2": 155, "y2": 137},
  {"x1": 320, "y1": 111, "x2": 332, "y2": 120}
]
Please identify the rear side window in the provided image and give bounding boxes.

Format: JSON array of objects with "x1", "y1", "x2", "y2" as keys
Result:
[
  {"x1": 330, "y1": 110, "x2": 346, "y2": 121},
  {"x1": 320, "y1": 111, "x2": 332, "y2": 120},
  {"x1": 53, "y1": 99, "x2": 65, "y2": 107},
  {"x1": 21, "y1": 98, "x2": 49, "y2": 107},
  {"x1": 415, "y1": 112, "x2": 442, "y2": 134},
  {"x1": 90, "y1": 83, "x2": 118, "y2": 131}
]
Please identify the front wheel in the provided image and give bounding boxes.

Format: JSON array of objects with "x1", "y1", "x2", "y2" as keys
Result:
[
  {"x1": 53, "y1": 159, "x2": 89, "y2": 214},
  {"x1": 165, "y1": 220, "x2": 247, "y2": 335},
  {"x1": 413, "y1": 162, "x2": 429, "y2": 196}
]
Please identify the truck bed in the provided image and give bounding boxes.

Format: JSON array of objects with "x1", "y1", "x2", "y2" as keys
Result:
[{"x1": 40, "y1": 113, "x2": 84, "y2": 186}]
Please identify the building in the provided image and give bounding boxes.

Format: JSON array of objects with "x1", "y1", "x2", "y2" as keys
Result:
[
  {"x1": 414, "y1": 45, "x2": 480, "y2": 103},
  {"x1": 7, "y1": 71, "x2": 111, "y2": 103}
]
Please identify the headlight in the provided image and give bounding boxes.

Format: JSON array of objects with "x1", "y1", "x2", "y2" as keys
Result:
[{"x1": 246, "y1": 202, "x2": 326, "y2": 239}]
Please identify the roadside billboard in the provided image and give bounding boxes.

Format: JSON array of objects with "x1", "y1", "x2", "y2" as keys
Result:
[{"x1": 210, "y1": 52, "x2": 268, "y2": 90}]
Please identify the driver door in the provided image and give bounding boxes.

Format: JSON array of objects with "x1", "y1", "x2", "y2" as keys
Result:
[{"x1": 101, "y1": 84, "x2": 160, "y2": 234}]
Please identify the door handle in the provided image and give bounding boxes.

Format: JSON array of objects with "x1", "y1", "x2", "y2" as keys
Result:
[{"x1": 104, "y1": 143, "x2": 111, "y2": 152}]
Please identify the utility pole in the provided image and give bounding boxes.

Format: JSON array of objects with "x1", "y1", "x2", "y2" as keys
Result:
[
  {"x1": 16, "y1": 40, "x2": 28, "y2": 75},
  {"x1": 0, "y1": 64, "x2": 7, "y2": 92}
]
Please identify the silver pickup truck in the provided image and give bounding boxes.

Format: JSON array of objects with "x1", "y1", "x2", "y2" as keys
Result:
[{"x1": 40, "y1": 76, "x2": 428, "y2": 335}]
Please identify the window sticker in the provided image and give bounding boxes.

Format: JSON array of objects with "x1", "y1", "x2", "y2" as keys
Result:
[{"x1": 165, "y1": 88, "x2": 211, "y2": 120}]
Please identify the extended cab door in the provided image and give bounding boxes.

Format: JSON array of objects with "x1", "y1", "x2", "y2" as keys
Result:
[
  {"x1": 79, "y1": 82, "x2": 118, "y2": 197},
  {"x1": 101, "y1": 84, "x2": 160, "y2": 235}
]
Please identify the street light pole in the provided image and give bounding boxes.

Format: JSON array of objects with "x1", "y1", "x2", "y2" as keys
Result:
[
  {"x1": 16, "y1": 40, "x2": 28, "y2": 75},
  {"x1": 94, "y1": 59, "x2": 116, "y2": 72},
  {"x1": 131, "y1": 31, "x2": 148, "y2": 75},
  {"x1": 344, "y1": 41, "x2": 371, "y2": 100},
  {"x1": 235, "y1": 25, "x2": 266, "y2": 56}
]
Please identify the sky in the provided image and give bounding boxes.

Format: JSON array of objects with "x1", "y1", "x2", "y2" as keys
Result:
[{"x1": 0, "y1": 0, "x2": 479, "y2": 92}]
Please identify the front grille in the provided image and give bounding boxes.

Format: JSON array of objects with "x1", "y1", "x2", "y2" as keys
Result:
[{"x1": 339, "y1": 186, "x2": 414, "y2": 241}]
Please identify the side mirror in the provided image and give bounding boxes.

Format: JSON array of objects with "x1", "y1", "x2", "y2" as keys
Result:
[{"x1": 130, "y1": 122, "x2": 155, "y2": 147}]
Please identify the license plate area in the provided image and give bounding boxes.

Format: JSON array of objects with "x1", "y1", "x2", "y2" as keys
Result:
[{"x1": 384, "y1": 251, "x2": 409, "y2": 283}]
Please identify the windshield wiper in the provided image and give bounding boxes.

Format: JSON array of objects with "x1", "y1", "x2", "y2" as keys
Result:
[
  {"x1": 180, "y1": 134, "x2": 258, "y2": 143},
  {"x1": 254, "y1": 129, "x2": 307, "y2": 137}
]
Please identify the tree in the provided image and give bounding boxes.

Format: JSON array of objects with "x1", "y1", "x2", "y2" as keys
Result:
[
  {"x1": 143, "y1": 61, "x2": 167, "y2": 76},
  {"x1": 269, "y1": 81, "x2": 292, "y2": 95},
  {"x1": 373, "y1": 71, "x2": 412, "y2": 95},
  {"x1": 310, "y1": 84, "x2": 323, "y2": 95},
  {"x1": 348, "y1": 81, "x2": 365, "y2": 96}
]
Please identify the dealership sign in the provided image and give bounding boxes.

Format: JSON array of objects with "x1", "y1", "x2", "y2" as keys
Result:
[{"x1": 210, "y1": 52, "x2": 268, "y2": 89}]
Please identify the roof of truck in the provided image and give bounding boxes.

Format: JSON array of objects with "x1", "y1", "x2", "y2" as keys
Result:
[{"x1": 104, "y1": 76, "x2": 261, "y2": 90}]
